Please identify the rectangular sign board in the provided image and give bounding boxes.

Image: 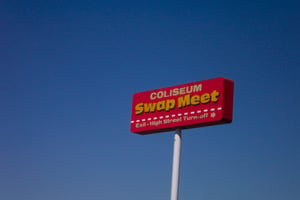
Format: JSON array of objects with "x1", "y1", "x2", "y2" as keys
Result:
[{"x1": 130, "y1": 77, "x2": 234, "y2": 135}]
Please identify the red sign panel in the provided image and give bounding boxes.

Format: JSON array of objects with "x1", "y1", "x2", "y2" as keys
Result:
[{"x1": 130, "y1": 77, "x2": 234, "y2": 135}]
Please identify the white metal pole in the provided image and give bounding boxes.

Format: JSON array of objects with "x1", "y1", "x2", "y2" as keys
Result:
[{"x1": 171, "y1": 129, "x2": 182, "y2": 200}]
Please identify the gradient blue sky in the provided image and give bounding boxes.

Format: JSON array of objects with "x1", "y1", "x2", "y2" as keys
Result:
[{"x1": 1, "y1": 1, "x2": 299, "y2": 199}]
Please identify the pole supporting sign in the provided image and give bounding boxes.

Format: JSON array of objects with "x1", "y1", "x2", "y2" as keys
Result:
[{"x1": 131, "y1": 77, "x2": 234, "y2": 134}]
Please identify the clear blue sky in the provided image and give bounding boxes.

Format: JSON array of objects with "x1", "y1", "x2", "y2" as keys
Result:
[{"x1": 1, "y1": 0, "x2": 299, "y2": 199}]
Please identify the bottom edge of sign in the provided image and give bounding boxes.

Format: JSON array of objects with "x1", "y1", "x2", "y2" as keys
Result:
[{"x1": 131, "y1": 118, "x2": 232, "y2": 135}]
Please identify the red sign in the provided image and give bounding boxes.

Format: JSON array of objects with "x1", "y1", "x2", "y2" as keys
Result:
[{"x1": 130, "y1": 77, "x2": 234, "y2": 135}]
